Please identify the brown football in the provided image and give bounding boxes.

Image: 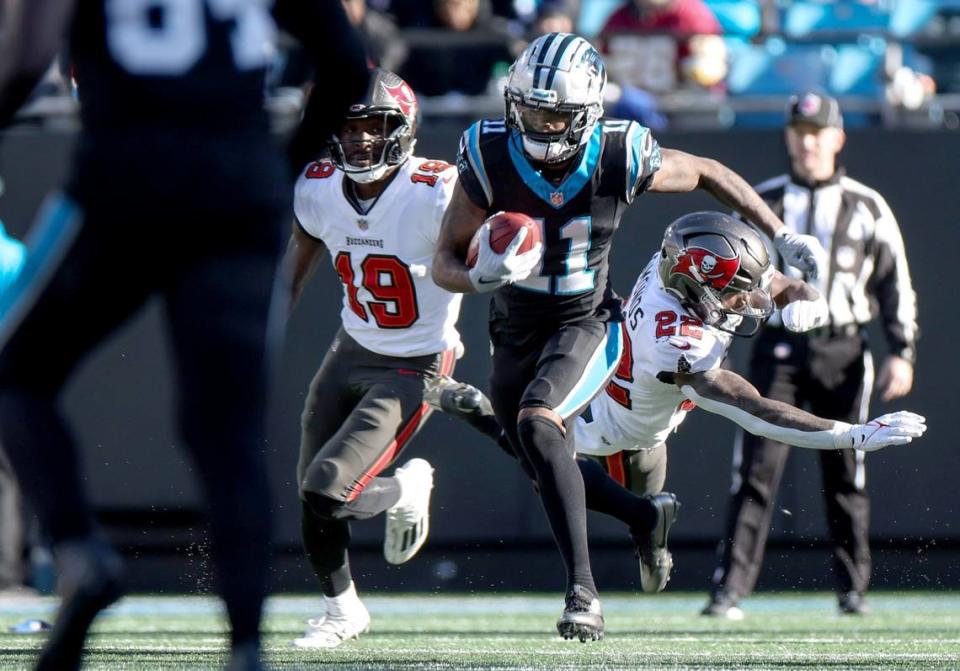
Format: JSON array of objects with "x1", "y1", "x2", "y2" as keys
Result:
[{"x1": 466, "y1": 212, "x2": 541, "y2": 268}]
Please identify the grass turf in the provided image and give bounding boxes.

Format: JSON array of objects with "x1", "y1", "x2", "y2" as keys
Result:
[{"x1": 1, "y1": 592, "x2": 959, "y2": 669}]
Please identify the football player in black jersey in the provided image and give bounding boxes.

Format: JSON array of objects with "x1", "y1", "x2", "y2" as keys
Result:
[
  {"x1": 433, "y1": 32, "x2": 828, "y2": 642},
  {"x1": 0, "y1": 1, "x2": 368, "y2": 669}
]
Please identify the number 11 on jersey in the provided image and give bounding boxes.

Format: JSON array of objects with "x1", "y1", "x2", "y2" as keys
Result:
[{"x1": 515, "y1": 216, "x2": 595, "y2": 295}]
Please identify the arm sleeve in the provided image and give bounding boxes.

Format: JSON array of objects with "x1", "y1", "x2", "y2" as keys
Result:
[
  {"x1": 456, "y1": 124, "x2": 492, "y2": 210},
  {"x1": 429, "y1": 165, "x2": 459, "y2": 243},
  {"x1": 273, "y1": 0, "x2": 371, "y2": 173},
  {"x1": 680, "y1": 383, "x2": 846, "y2": 450},
  {"x1": 625, "y1": 122, "x2": 662, "y2": 202},
  {"x1": 867, "y1": 197, "x2": 918, "y2": 363}
]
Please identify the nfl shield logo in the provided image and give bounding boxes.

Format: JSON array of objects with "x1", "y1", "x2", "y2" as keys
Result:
[
  {"x1": 357, "y1": 218, "x2": 368, "y2": 231},
  {"x1": 550, "y1": 192, "x2": 564, "y2": 207}
]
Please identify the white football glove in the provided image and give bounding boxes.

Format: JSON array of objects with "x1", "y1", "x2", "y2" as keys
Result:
[
  {"x1": 781, "y1": 296, "x2": 830, "y2": 333},
  {"x1": 832, "y1": 411, "x2": 927, "y2": 452},
  {"x1": 468, "y1": 223, "x2": 542, "y2": 293},
  {"x1": 774, "y1": 229, "x2": 828, "y2": 280}
]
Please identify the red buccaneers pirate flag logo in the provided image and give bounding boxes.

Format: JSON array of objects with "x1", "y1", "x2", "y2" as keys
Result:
[
  {"x1": 671, "y1": 247, "x2": 740, "y2": 289},
  {"x1": 382, "y1": 80, "x2": 417, "y2": 118}
]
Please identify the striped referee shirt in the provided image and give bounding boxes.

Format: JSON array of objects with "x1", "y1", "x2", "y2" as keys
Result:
[{"x1": 750, "y1": 168, "x2": 918, "y2": 363}]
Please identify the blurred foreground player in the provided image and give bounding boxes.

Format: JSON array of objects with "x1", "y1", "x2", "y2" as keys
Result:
[
  {"x1": 0, "y1": 1, "x2": 369, "y2": 669},
  {"x1": 432, "y1": 32, "x2": 828, "y2": 641},
  {"x1": 285, "y1": 69, "x2": 461, "y2": 648}
]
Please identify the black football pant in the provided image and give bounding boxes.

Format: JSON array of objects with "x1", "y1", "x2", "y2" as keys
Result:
[
  {"x1": 711, "y1": 328, "x2": 871, "y2": 600},
  {"x1": 0, "y1": 191, "x2": 285, "y2": 646},
  {"x1": 297, "y1": 329, "x2": 454, "y2": 597},
  {"x1": 489, "y1": 316, "x2": 623, "y2": 595}
]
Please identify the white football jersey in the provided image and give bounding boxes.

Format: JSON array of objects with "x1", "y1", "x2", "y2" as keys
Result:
[
  {"x1": 294, "y1": 157, "x2": 462, "y2": 357},
  {"x1": 575, "y1": 253, "x2": 733, "y2": 456}
]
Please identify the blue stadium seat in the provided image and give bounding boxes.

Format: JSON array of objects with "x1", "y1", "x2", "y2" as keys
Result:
[
  {"x1": 829, "y1": 39, "x2": 886, "y2": 95},
  {"x1": 727, "y1": 40, "x2": 831, "y2": 95},
  {"x1": 577, "y1": 0, "x2": 622, "y2": 37},
  {"x1": 705, "y1": 0, "x2": 762, "y2": 37},
  {"x1": 782, "y1": 1, "x2": 891, "y2": 37},
  {"x1": 781, "y1": 0, "x2": 936, "y2": 39}
]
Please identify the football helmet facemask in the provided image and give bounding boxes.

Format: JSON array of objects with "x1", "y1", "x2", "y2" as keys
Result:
[
  {"x1": 330, "y1": 69, "x2": 419, "y2": 184},
  {"x1": 659, "y1": 212, "x2": 776, "y2": 337},
  {"x1": 504, "y1": 33, "x2": 606, "y2": 165}
]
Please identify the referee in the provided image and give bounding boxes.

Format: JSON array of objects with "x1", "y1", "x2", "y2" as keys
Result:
[{"x1": 703, "y1": 92, "x2": 918, "y2": 618}]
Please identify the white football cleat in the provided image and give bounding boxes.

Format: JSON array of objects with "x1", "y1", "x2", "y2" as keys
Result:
[
  {"x1": 384, "y1": 458, "x2": 434, "y2": 565},
  {"x1": 293, "y1": 586, "x2": 370, "y2": 649}
]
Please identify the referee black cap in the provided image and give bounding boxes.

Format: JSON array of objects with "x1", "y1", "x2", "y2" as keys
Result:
[{"x1": 787, "y1": 92, "x2": 843, "y2": 130}]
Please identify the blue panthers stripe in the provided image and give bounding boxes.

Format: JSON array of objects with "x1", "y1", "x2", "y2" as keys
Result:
[
  {"x1": 507, "y1": 123, "x2": 602, "y2": 209},
  {"x1": 0, "y1": 193, "x2": 82, "y2": 349},
  {"x1": 465, "y1": 122, "x2": 493, "y2": 206},
  {"x1": 554, "y1": 321, "x2": 623, "y2": 420}
]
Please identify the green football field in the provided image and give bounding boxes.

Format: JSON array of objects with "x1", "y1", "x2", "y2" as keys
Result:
[{"x1": 1, "y1": 592, "x2": 958, "y2": 669}]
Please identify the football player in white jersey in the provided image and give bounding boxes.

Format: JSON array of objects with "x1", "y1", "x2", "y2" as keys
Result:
[
  {"x1": 432, "y1": 211, "x2": 925, "y2": 593},
  {"x1": 284, "y1": 69, "x2": 462, "y2": 648}
]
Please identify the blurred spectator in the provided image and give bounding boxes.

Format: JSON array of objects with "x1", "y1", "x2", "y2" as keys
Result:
[
  {"x1": 600, "y1": 0, "x2": 727, "y2": 93},
  {"x1": 342, "y1": 0, "x2": 408, "y2": 72},
  {"x1": 530, "y1": 1, "x2": 579, "y2": 37},
  {"x1": 605, "y1": 82, "x2": 668, "y2": 130},
  {"x1": 398, "y1": 0, "x2": 518, "y2": 97}
]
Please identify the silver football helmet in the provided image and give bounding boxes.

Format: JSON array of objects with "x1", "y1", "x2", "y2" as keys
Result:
[
  {"x1": 329, "y1": 69, "x2": 419, "y2": 184},
  {"x1": 659, "y1": 212, "x2": 776, "y2": 336},
  {"x1": 504, "y1": 33, "x2": 606, "y2": 164}
]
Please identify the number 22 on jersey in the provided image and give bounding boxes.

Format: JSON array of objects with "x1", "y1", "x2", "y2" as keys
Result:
[{"x1": 334, "y1": 252, "x2": 420, "y2": 329}]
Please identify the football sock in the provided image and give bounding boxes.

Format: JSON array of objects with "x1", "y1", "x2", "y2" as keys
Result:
[
  {"x1": 577, "y1": 456, "x2": 657, "y2": 534},
  {"x1": 516, "y1": 415, "x2": 596, "y2": 595},
  {"x1": 324, "y1": 581, "x2": 362, "y2": 615},
  {"x1": 301, "y1": 501, "x2": 353, "y2": 597}
]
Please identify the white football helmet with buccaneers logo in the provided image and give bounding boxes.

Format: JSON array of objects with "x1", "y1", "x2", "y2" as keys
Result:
[
  {"x1": 329, "y1": 69, "x2": 419, "y2": 183},
  {"x1": 659, "y1": 211, "x2": 776, "y2": 336},
  {"x1": 504, "y1": 33, "x2": 606, "y2": 164}
]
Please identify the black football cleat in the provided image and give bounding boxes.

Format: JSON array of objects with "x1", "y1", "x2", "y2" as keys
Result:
[
  {"x1": 556, "y1": 584, "x2": 604, "y2": 642},
  {"x1": 838, "y1": 591, "x2": 871, "y2": 615},
  {"x1": 423, "y1": 375, "x2": 492, "y2": 417},
  {"x1": 36, "y1": 537, "x2": 125, "y2": 671},
  {"x1": 632, "y1": 492, "x2": 680, "y2": 593}
]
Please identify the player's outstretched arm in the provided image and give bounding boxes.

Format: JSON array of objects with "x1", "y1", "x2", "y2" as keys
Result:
[
  {"x1": 649, "y1": 149, "x2": 827, "y2": 278},
  {"x1": 659, "y1": 368, "x2": 927, "y2": 452},
  {"x1": 432, "y1": 183, "x2": 488, "y2": 294},
  {"x1": 0, "y1": 0, "x2": 75, "y2": 126},
  {"x1": 283, "y1": 221, "x2": 327, "y2": 312}
]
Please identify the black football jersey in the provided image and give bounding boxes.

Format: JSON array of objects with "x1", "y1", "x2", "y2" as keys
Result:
[
  {"x1": 70, "y1": 0, "x2": 276, "y2": 132},
  {"x1": 457, "y1": 117, "x2": 661, "y2": 326}
]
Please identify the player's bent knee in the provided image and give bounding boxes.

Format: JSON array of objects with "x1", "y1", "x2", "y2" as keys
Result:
[
  {"x1": 300, "y1": 457, "x2": 346, "y2": 503},
  {"x1": 517, "y1": 406, "x2": 565, "y2": 435},
  {"x1": 302, "y1": 491, "x2": 351, "y2": 521},
  {"x1": 516, "y1": 413, "x2": 573, "y2": 464}
]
